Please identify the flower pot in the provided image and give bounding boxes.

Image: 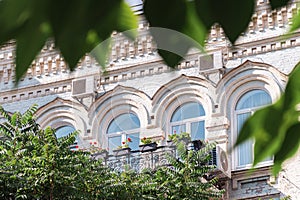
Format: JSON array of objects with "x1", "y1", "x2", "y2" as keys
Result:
[
  {"x1": 91, "y1": 150, "x2": 108, "y2": 160},
  {"x1": 167, "y1": 140, "x2": 175, "y2": 146},
  {"x1": 113, "y1": 147, "x2": 131, "y2": 156},
  {"x1": 139, "y1": 142, "x2": 158, "y2": 152},
  {"x1": 180, "y1": 138, "x2": 190, "y2": 144}
]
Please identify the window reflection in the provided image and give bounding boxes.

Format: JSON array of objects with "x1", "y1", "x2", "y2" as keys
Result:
[
  {"x1": 170, "y1": 102, "x2": 205, "y2": 141},
  {"x1": 107, "y1": 113, "x2": 140, "y2": 153}
]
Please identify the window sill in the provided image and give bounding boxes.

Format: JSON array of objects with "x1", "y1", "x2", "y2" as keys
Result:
[{"x1": 233, "y1": 160, "x2": 273, "y2": 172}]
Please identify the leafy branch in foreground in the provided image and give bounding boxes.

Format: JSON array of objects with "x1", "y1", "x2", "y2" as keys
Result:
[
  {"x1": 0, "y1": 0, "x2": 138, "y2": 82},
  {"x1": 147, "y1": 136, "x2": 224, "y2": 200},
  {"x1": 0, "y1": 106, "x2": 223, "y2": 199},
  {"x1": 0, "y1": 105, "x2": 113, "y2": 200},
  {"x1": 0, "y1": 0, "x2": 293, "y2": 82}
]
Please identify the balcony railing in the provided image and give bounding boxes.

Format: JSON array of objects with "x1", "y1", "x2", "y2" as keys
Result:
[{"x1": 91, "y1": 142, "x2": 217, "y2": 172}]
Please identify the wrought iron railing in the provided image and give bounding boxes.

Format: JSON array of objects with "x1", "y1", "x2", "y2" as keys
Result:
[{"x1": 91, "y1": 143, "x2": 217, "y2": 172}]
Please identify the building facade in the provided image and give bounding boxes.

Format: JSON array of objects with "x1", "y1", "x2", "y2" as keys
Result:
[{"x1": 1, "y1": 1, "x2": 300, "y2": 199}]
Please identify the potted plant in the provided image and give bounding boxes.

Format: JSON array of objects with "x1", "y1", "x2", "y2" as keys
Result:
[
  {"x1": 139, "y1": 137, "x2": 158, "y2": 152},
  {"x1": 88, "y1": 142, "x2": 109, "y2": 160},
  {"x1": 113, "y1": 137, "x2": 132, "y2": 156},
  {"x1": 167, "y1": 132, "x2": 191, "y2": 146}
]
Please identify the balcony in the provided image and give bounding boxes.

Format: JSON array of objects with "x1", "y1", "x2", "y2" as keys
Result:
[{"x1": 91, "y1": 141, "x2": 217, "y2": 172}]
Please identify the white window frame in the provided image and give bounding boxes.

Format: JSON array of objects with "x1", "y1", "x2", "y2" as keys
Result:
[
  {"x1": 108, "y1": 129, "x2": 140, "y2": 145},
  {"x1": 106, "y1": 113, "x2": 140, "y2": 153},
  {"x1": 168, "y1": 101, "x2": 206, "y2": 140},
  {"x1": 233, "y1": 94, "x2": 273, "y2": 170},
  {"x1": 170, "y1": 116, "x2": 206, "y2": 139}
]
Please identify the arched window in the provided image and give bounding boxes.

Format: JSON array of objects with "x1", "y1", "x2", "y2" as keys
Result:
[
  {"x1": 235, "y1": 89, "x2": 272, "y2": 167},
  {"x1": 170, "y1": 102, "x2": 205, "y2": 141},
  {"x1": 107, "y1": 113, "x2": 140, "y2": 153},
  {"x1": 56, "y1": 126, "x2": 76, "y2": 138},
  {"x1": 56, "y1": 125, "x2": 78, "y2": 150}
]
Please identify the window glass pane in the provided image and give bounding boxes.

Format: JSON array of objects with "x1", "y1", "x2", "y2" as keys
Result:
[
  {"x1": 191, "y1": 121, "x2": 205, "y2": 141},
  {"x1": 171, "y1": 124, "x2": 186, "y2": 135},
  {"x1": 236, "y1": 90, "x2": 271, "y2": 110},
  {"x1": 107, "y1": 113, "x2": 140, "y2": 134},
  {"x1": 171, "y1": 102, "x2": 205, "y2": 122},
  {"x1": 108, "y1": 136, "x2": 121, "y2": 153},
  {"x1": 127, "y1": 133, "x2": 139, "y2": 151},
  {"x1": 238, "y1": 139, "x2": 253, "y2": 166},
  {"x1": 237, "y1": 112, "x2": 253, "y2": 166},
  {"x1": 56, "y1": 125, "x2": 76, "y2": 141},
  {"x1": 236, "y1": 90, "x2": 272, "y2": 167}
]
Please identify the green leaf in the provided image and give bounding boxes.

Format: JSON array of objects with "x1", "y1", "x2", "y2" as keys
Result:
[
  {"x1": 194, "y1": 0, "x2": 217, "y2": 30},
  {"x1": 90, "y1": 38, "x2": 111, "y2": 70},
  {"x1": 0, "y1": 0, "x2": 30, "y2": 45},
  {"x1": 48, "y1": 0, "x2": 137, "y2": 71},
  {"x1": 16, "y1": 20, "x2": 50, "y2": 82},
  {"x1": 144, "y1": 0, "x2": 207, "y2": 67},
  {"x1": 144, "y1": 0, "x2": 187, "y2": 32},
  {"x1": 251, "y1": 101, "x2": 284, "y2": 165},
  {"x1": 195, "y1": 0, "x2": 254, "y2": 44},
  {"x1": 289, "y1": 9, "x2": 300, "y2": 33},
  {"x1": 273, "y1": 123, "x2": 300, "y2": 174},
  {"x1": 115, "y1": 0, "x2": 138, "y2": 40},
  {"x1": 269, "y1": 0, "x2": 291, "y2": 10},
  {"x1": 235, "y1": 99, "x2": 284, "y2": 165},
  {"x1": 48, "y1": 0, "x2": 96, "y2": 70},
  {"x1": 91, "y1": 1, "x2": 137, "y2": 68},
  {"x1": 183, "y1": 1, "x2": 207, "y2": 48},
  {"x1": 144, "y1": 0, "x2": 187, "y2": 67}
]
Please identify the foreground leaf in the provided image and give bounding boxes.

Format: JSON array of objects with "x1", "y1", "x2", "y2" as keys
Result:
[
  {"x1": 144, "y1": 0, "x2": 206, "y2": 67},
  {"x1": 15, "y1": 1, "x2": 51, "y2": 82},
  {"x1": 195, "y1": 0, "x2": 254, "y2": 44},
  {"x1": 269, "y1": 0, "x2": 291, "y2": 10},
  {"x1": 289, "y1": 9, "x2": 300, "y2": 33},
  {"x1": 0, "y1": 0, "x2": 138, "y2": 82}
]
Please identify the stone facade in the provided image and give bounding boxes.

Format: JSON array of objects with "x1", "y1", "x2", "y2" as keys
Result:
[{"x1": 1, "y1": 1, "x2": 300, "y2": 199}]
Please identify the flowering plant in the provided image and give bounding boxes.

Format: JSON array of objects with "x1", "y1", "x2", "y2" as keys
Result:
[
  {"x1": 88, "y1": 141, "x2": 108, "y2": 154},
  {"x1": 168, "y1": 132, "x2": 190, "y2": 142},
  {"x1": 141, "y1": 137, "x2": 153, "y2": 144},
  {"x1": 118, "y1": 137, "x2": 132, "y2": 149}
]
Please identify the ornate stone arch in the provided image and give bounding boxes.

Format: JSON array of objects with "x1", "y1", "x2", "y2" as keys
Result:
[
  {"x1": 89, "y1": 85, "x2": 152, "y2": 148},
  {"x1": 151, "y1": 75, "x2": 215, "y2": 138},
  {"x1": 35, "y1": 98, "x2": 88, "y2": 136},
  {"x1": 216, "y1": 60, "x2": 287, "y2": 117},
  {"x1": 216, "y1": 60, "x2": 287, "y2": 170}
]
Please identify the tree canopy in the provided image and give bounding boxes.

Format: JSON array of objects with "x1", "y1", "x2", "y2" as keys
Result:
[
  {"x1": 0, "y1": 105, "x2": 223, "y2": 199},
  {"x1": 0, "y1": 0, "x2": 300, "y2": 174}
]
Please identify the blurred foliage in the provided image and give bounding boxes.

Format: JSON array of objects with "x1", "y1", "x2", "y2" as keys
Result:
[{"x1": 0, "y1": 0, "x2": 299, "y2": 175}]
